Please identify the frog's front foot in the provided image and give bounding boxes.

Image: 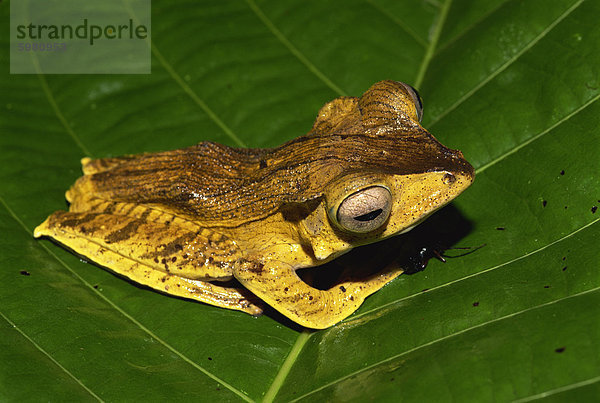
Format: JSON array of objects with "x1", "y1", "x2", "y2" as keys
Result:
[{"x1": 234, "y1": 259, "x2": 402, "y2": 329}]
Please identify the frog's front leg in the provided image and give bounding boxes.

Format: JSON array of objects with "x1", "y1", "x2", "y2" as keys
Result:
[
  {"x1": 34, "y1": 210, "x2": 263, "y2": 315},
  {"x1": 235, "y1": 258, "x2": 403, "y2": 329}
]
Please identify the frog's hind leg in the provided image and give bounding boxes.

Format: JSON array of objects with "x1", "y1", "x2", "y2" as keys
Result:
[{"x1": 34, "y1": 211, "x2": 263, "y2": 316}]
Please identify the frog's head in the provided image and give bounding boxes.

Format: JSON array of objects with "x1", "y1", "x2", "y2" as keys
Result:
[{"x1": 300, "y1": 80, "x2": 475, "y2": 260}]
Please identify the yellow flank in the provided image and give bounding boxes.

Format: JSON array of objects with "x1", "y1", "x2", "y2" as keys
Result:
[{"x1": 34, "y1": 80, "x2": 474, "y2": 329}]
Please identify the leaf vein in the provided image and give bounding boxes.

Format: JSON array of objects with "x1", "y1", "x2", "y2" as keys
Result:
[
  {"x1": 434, "y1": 0, "x2": 511, "y2": 55},
  {"x1": 293, "y1": 286, "x2": 600, "y2": 402},
  {"x1": 0, "y1": 196, "x2": 252, "y2": 403},
  {"x1": 512, "y1": 375, "x2": 600, "y2": 402},
  {"x1": 427, "y1": 0, "x2": 584, "y2": 126},
  {"x1": 148, "y1": 44, "x2": 246, "y2": 148},
  {"x1": 119, "y1": 1, "x2": 246, "y2": 147},
  {"x1": 364, "y1": 0, "x2": 428, "y2": 47},
  {"x1": 349, "y1": 217, "x2": 599, "y2": 322},
  {"x1": 476, "y1": 93, "x2": 600, "y2": 173},
  {"x1": 36, "y1": 73, "x2": 92, "y2": 157},
  {"x1": 245, "y1": 0, "x2": 347, "y2": 96},
  {"x1": 0, "y1": 310, "x2": 104, "y2": 402}
]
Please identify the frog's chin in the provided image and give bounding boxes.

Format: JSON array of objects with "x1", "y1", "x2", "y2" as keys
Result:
[
  {"x1": 398, "y1": 223, "x2": 418, "y2": 235},
  {"x1": 312, "y1": 221, "x2": 422, "y2": 262},
  {"x1": 312, "y1": 202, "x2": 449, "y2": 262}
]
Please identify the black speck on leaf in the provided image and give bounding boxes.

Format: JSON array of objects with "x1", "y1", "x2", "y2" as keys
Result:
[
  {"x1": 496, "y1": 227, "x2": 505, "y2": 230},
  {"x1": 19, "y1": 270, "x2": 30, "y2": 276},
  {"x1": 592, "y1": 206, "x2": 597, "y2": 214},
  {"x1": 472, "y1": 302, "x2": 479, "y2": 307},
  {"x1": 560, "y1": 170, "x2": 565, "y2": 175},
  {"x1": 544, "y1": 285, "x2": 551, "y2": 289},
  {"x1": 208, "y1": 357, "x2": 213, "y2": 361},
  {"x1": 422, "y1": 288, "x2": 430, "y2": 292},
  {"x1": 93, "y1": 284, "x2": 99, "y2": 289},
  {"x1": 555, "y1": 347, "x2": 566, "y2": 353},
  {"x1": 542, "y1": 200, "x2": 547, "y2": 207},
  {"x1": 564, "y1": 206, "x2": 568, "y2": 209},
  {"x1": 562, "y1": 266, "x2": 568, "y2": 271}
]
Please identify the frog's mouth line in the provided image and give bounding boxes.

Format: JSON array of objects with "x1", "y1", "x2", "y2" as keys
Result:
[{"x1": 298, "y1": 202, "x2": 474, "y2": 291}]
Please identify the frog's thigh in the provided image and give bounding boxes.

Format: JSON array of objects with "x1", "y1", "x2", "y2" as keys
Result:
[
  {"x1": 235, "y1": 259, "x2": 403, "y2": 329},
  {"x1": 34, "y1": 211, "x2": 262, "y2": 315}
]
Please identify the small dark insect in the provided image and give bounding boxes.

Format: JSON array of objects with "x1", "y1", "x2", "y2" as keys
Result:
[
  {"x1": 560, "y1": 170, "x2": 565, "y2": 175},
  {"x1": 592, "y1": 206, "x2": 597, "y2": 214},
  {"x1": 542, "y1": 200, "x2": 548, "y2": 207},
  {"x1": 562, "y1": 266, "x2": 567, "y2": 271},
  {"x1": 555, "y1": 347, "x2": 566, "y2": 353},
  {"x1": 405, "y1": 244, "x2": 485, "y2": 274},
  {"x1": 19, "y1": 270, "x2": 30, "y2": 276},
  {"x1": 496, "y1": 227, "x2": 505, "y2": 230},
  {"x1": 544, "y1": 285, "x2": 551, "y2": 289},
  {"x1": 472, "y1": 302, "x2": 479, "y2": 307},
  {"x1": 405, "y1": 247, "x2": 436, "y2": 274}
]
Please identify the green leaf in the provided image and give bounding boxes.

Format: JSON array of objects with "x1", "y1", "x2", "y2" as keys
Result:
[{"x1": 1, "y1": 0, "x2": 599, "y2": 401}]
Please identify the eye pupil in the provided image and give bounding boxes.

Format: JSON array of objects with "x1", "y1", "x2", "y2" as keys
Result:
[{"x1": 354, "y1": 209, "x2": 383, "y2": 222}]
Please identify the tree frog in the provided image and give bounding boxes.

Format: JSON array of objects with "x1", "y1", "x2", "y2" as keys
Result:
[{"x1": 34, "y1": 81, "x2": 474, "y2": 329}]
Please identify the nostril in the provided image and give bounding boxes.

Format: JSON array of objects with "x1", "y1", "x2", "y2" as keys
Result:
[{"x1": 442, "y1": 173, "x2": 456, "y2": 185}]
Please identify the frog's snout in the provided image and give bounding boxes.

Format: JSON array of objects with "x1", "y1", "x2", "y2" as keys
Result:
[
  {"x1": 459, "y1": 158, "x2": 475, "y2": 182},
  {"x1": 445, "y1": 148, "x2": 475, "y2": 183}
]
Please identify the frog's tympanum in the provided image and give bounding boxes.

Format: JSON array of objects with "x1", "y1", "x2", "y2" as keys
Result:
[{"x1": 34, "y1": 81, "x2": 474, "y2": 329}]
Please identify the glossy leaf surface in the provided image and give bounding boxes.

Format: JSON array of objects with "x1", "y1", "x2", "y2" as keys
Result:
[{"x1": 1, "y1": 0, "x2": 598, "y2": 401}]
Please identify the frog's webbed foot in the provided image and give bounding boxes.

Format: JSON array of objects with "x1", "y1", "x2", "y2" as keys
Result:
[
  {"x1": 235, "y1": 259, "x2": 402, "y2": 329},
  {"x1": 34, "y1": 210, "x2": 263, "y2": 316}
]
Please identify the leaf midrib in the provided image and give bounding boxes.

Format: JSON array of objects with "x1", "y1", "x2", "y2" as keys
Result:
[
  {"x1": 9, "y1": 2, "x2": 593, "y2": 401},
  {"x1": 290, "y1": 285, "x2": 600, "y2": 402},
  {"x1": 261, "y1": 1, "x2": 454, "y2": 400},
  {"x1": 413, "y1": 0, "x2": 452, "y2": 89}
]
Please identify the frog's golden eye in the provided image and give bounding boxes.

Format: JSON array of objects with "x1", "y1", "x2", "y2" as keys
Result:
[
  {"x1": 335, "y1": 186, "x2": 392, "y2": 233},
  {"x1": 400, "y1": 83, "x2": 423, "y2": 122}
]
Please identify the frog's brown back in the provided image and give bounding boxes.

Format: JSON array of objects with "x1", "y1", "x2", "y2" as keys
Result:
[{"x1": 74, "y1": 81, "x2": 471, "y2": 225}]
